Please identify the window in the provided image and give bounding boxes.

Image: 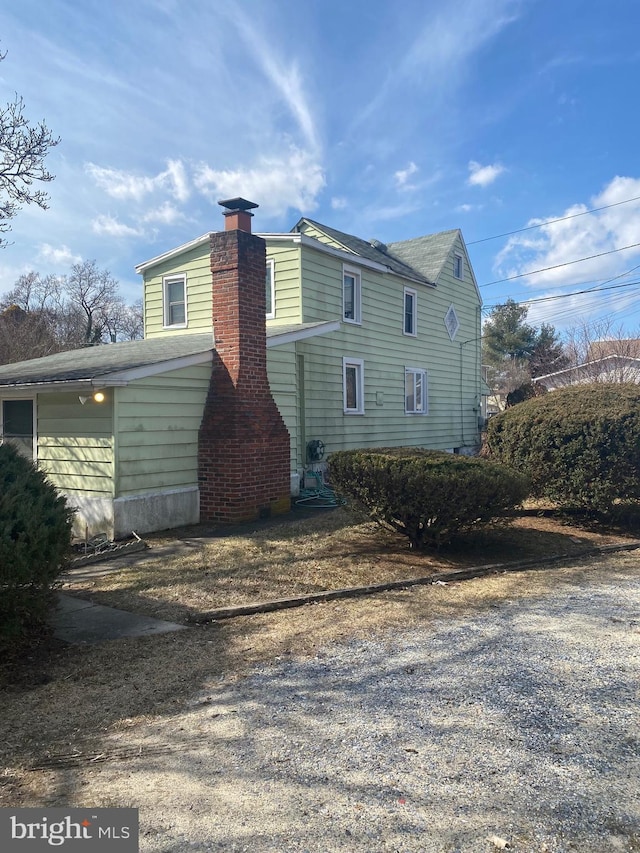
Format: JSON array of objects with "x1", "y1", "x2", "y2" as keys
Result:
[
  {"x1": 163, "y1": 274, "x2": 187, "y2": 327},
  {"x1": 444, "y1": 304, "x2": 460, "y2": 341},
  {"x1": 343, "y1": 357, "x2": 364, "y2": 414},
  {"x1": 266, "y1": 259, "x2": 275, "y2": 319},
  {"x1": 453, "y1": 254, "x2": 464, "y2": 280},
  {"x1": 343, "y1": 265, "x2": 361, "y2": 324},
  {"x1": 405, "y1": 368, "x2": 428, "y2": 414},
  {"x1": 1, "y1": 399, "x2": 35, "y2": 458},
  {"x1": 403, "y1": 287, "x2": 417, "y2": 336}
]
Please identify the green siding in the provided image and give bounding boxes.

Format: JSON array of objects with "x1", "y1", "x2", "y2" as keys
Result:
[
  {"x1": 144, "y1": 243, "x2": 212, "y2": 338},
  {"x1": 265, "y1": 242, "x2": 302, "y2": 324},
  {"x1": 37, "y1": 392, "x2": 114, "y2": 497},
  {"x1": 296, "y1": 236, "x2": 482, "y2": 454},
  {"x1": 114, "y1": 365, "x2": 211, "y2": 496}
]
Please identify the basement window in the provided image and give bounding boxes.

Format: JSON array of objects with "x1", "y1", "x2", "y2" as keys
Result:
[{"x1": 163, "y1": 274, "x2": 187, "y2": 328}]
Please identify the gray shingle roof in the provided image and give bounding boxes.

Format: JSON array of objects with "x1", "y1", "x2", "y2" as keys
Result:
[
  {"x1": 0, "y1": 324, "x2": 337, "y2": 388},
  {"x1": 295, "y1": 218, "x2": 435, "y2": 285},
  {"x1": 386, "y1": 230, "x2": 460, "y2": 283},
  {"x1": 0, "y1": 334, "x2": 215, "y2": 387}
]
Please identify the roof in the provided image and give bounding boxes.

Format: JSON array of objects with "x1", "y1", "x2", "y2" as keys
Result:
[
  {"x1": 534, "y1": 354, "x2": 640, "y2": 383},
  {"x1": 294, "y1": 218, "x2": 435, "y2": 286},
  {"x1": 0, "y1": 335, "x2": 214, "y2": 388},
  {"x1": 0, "y1": 323, "x2": 339, "y2": 390},
  {"x1": 386, "y1": 230, "x2": 461, "y2": 284}
]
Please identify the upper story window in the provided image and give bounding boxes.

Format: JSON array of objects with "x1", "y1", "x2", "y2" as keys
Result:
[
  {"x1": 163, "y1": 274, "x2": 187, "y2": 328},
  {"x1": 405, "y1": 368, "x2": 428, "y2": 415},
  {"x1": 266, "y1": 259, "x2": 275, "y2": 319},
  {"x1": 453, "y1": 254, "x2": 464, "y2": 280},
  {"x1": 403, "y1": 287, "x2": 417, "y2": 336},
  {"x1": 1, "y1": 398, "x2": 35, "y2": 459},
  {"x1": 343, "y1": 265, "x2": 362, "y2": 324},
  {"x1": 343, "y1": 357, "x2": 365, "y2": 414}
]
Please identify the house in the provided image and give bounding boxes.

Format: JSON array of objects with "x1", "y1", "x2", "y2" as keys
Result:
[
  {"x1": 0, "y1": 199, "x2": 483, "y2": 538},
  {"x1": 534, "y1": 354, "x2": 640, "y2": 391}
]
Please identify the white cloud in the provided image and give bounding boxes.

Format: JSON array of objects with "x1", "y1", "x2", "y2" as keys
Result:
[
  {"x1": 468, "y1": 160, "x2": 506, "y2": 187},
  {"x1": 86, "y1": 164, "x2": 158, "y2": 201},
  {"x1": 194, "y1": 147, "x2": 325, "y2": 216},
  {"x1": 38, "y1": 243, "x2": 82, "y2": 266},
  {"x1": 91, "y1": 215, "x2": 145, "y2": 238},
  {"x1": 86, "y1": 159, "x2": 191, "y2": 203},
  {"x1": 395, "y1": 161, "x2": 419, "y2": 189},
  {"x1": 141, "y1": 202, "x2": 185, "y2": 225},
  {"x1": 227, "y1": 6, "x2": 319, "y2": 152},
  {"x1": 494, "y1": 176, "x2": 640, "y2": 292},
  {"x1": 331, "y1": 197, "x2": 348, "y2": 210}
]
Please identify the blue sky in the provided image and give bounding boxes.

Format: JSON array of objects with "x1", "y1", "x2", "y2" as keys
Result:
[{"x1": 1, "y1": 0, "x2": 640, "y2": 336}]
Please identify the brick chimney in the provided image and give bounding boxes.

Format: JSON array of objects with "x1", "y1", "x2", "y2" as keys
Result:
[{"x1": 198, "y1": 198, "x2": 291, "y2": 523}]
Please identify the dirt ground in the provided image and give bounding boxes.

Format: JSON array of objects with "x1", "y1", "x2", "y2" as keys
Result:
[{"x1": 1, "y1": 507, "x2": 639, "y2": 836}]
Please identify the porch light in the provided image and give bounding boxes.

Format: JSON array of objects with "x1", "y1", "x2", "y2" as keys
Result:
[{"x1": 78, "y1": 390, "x2": 106, "y2": 405}]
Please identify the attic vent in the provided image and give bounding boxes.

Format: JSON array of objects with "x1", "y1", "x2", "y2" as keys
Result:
[{"x1": 369, "y1": 239, "x2": 387, "y2": 253}]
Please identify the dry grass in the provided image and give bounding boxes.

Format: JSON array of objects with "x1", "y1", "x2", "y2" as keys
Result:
[
  {"x1": 1, "y1": 505, "x2": 639, "y2": 809},
  {"x1": 60, "y1": 505, "x2": 632, "y2": 622}
]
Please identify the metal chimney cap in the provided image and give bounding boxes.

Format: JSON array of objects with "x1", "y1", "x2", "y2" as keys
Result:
[{"x1": 218, "y1": 197, "x2": 259, "y2": 212}]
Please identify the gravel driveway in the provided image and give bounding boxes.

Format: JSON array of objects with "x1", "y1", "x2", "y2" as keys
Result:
[{"x1": 77, "y1": 559, "x2": 640, "y2": 853}]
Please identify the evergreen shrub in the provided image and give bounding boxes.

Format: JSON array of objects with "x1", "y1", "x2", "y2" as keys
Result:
[
  {"x1": 485, "y1": 383, "x2": 640, "y2": 513},
  {"x1": 328, "y1": 447, "x2": 529, "y2": 548},
  {"x1": 0, "y1": 443, "x2": 74, "y2": 658}
]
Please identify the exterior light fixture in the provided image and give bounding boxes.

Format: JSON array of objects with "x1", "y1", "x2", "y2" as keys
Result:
[{"x1": 79, "y1": 391, "x2": 106, "y2": 405}]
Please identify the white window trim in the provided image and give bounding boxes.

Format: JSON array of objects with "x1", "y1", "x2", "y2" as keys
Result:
[
  {"x1": 342, "y1": 264, "x2": 362, "y2": 325},
  {"x1": 343, "y1": 357, "x2": 365, "y2": 415},
  {"x1": 1, "y1": 397, "x2": 37, "y2": 460},
  {"x1": 266, "y1": 258, "x2": 275, "y2": 319},
  {"x1": 403, "y1": 287, "x2": 417, "y2": 337},
  {"x1": 453, "y1": 254, "x2": 464, "y2": 280},
  {"x1": 163, "y1": 273, "x2": 187, "y2": 329},
  {"x1": 405, "y1": 367, "x2": 428, "y2": 415}
]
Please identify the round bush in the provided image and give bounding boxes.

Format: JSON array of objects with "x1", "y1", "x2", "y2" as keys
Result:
[
  {"x1": 485, "y1": 383, "x2": 640, "y2": 512},
  {"x1": 328, "y1": 447, "x2": 530, "y2": 548},
  {"x1": 0, "y1": 442, "x2": 74, "y2": 657}
]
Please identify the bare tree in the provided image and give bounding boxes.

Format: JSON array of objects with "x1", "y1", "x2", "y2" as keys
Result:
[
  {"x1": 65, "y1": 260, "x2": 119, "y2": 345},
  {"x1": 0, "y1": 264, "x2": 143, "y2": 364},
  {"x1": 0, "y1": 50, "x2": 60, "y2": 245}
]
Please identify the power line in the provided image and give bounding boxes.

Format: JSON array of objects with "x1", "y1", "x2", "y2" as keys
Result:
[
  {"x1": 483, "y1": 262, "x2": 640, "y2": 310},
  {"x1": 467, "y1": 193, "x2": 640, "y2": 246},
  {"x1": 482, "y1": 278, "x2": 640, "y2": 311},
  {"x1": 479, "y1": 241, "x2": 640, "y2": 288}
]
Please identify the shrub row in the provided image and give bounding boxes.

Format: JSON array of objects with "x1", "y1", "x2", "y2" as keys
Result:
[
  {"x1": 485, "y1": 383, "x2": 640, "y2": 513},
  {"x1": 328, "y1": 447, "x2": 529, "y2": 548},
  {"x1": 0, "y1": 443, "x2": 74, "y2": 663}
]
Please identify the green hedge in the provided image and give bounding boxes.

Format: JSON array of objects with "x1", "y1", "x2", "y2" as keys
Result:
[
  {"x1": 328, "y1": 447, "x2": 529, "y2": 548},
  {"x1": 485, "y1": 383, "x2": 640, "y2": 512},
  {"x1": 0, "y1": 443, "x2": 74, "y2": 660}
]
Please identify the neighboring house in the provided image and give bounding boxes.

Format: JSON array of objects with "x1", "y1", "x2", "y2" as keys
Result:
[
  {"x1": 534, "y1": 354, "x2": 640, "y2": 391},
  {"x1": 0, "y1": 198, "x2": 483, "y2": 538}
]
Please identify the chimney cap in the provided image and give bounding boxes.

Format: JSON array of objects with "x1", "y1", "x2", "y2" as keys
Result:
[{"x1": 218, "y1": 197, "x2": 259, "y2": 212}]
